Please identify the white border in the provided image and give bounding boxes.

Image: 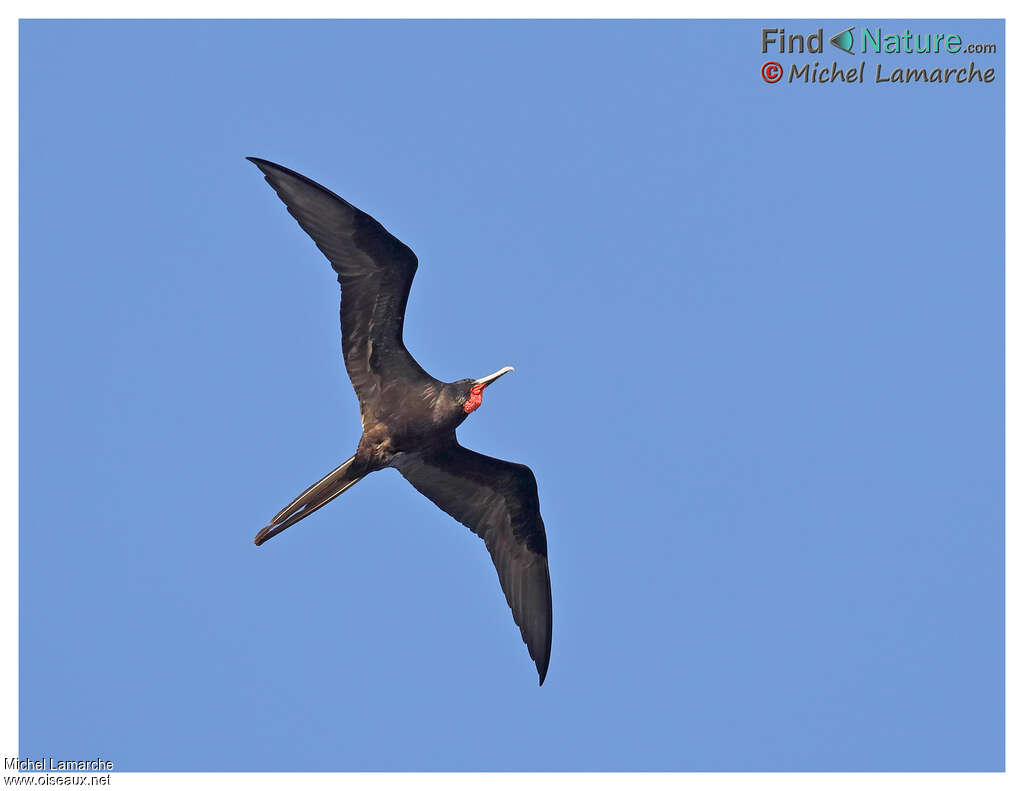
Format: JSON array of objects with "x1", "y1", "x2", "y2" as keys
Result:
[
  {"x1": 0, "y1": 3, "x2": 1020, "y2": 18},
  {"x1": 4, "y1": 4, "x2": 1014, "y2": 790}
]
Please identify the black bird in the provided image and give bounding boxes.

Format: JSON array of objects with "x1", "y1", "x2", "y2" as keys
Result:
[{"x1": 247, "y1": 158, "x2": 552, "y2": 684}]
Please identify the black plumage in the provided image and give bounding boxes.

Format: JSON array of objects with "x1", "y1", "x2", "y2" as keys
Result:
[{"x1": 247, "y1": 158, "x2": 552, "y2": 684}]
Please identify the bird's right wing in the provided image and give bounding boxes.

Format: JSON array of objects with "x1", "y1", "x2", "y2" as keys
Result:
[
  {"x1": 247, "y1": 157, "x2": 434, "y2": 412},
  {"x1": 395, "y1": 439, "x2": 553, "y2": 685}
]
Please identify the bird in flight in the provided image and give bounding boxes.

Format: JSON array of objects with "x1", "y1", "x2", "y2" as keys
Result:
[{"x1": 247, "y1": 158, "x2": 552, "y2": 685}]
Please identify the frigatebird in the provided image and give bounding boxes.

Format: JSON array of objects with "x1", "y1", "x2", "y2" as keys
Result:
[{"x1": 247, "y1": 158, "x2": 552, "y2": 684}]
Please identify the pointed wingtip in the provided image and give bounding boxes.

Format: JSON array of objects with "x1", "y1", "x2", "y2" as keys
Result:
[{"x1": 247, "y1": 156, "x2": 287, "y2": 176}]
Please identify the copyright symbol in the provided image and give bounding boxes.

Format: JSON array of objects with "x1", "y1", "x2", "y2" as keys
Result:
[{"x1": 761, "y1": 61, "x2": 783, "y2": 83}]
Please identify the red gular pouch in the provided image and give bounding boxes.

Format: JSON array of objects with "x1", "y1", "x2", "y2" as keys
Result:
[{"x1": 464, "y1": 383, "x2": 485, "y2": 414}]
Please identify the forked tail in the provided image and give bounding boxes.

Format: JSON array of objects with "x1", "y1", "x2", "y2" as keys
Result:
[{"x1": 254, "y1": 455, "x2": 365, "y2": 546}]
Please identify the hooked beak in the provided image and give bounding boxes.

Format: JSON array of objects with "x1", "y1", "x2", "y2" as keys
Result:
[{"x1": 474, "y1": 366, "x2": 514, "y2": 389}]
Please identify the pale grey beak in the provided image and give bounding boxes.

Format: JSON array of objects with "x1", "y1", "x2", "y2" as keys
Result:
[{"x1": 474, "y1": 366, "x2": 514, "y2": 388}]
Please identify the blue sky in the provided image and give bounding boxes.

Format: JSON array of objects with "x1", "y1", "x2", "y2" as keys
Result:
[{"x1": 20, "y1": 20, "x2": 1004, "y2": 770}]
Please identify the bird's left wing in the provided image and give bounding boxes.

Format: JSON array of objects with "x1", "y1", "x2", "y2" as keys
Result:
[
  {"x1": 394, "y1": 440, "x2": 553, "y2": 685},
  {"x1": 247, "y1": 157, "x2": 435, "y2": 415}
]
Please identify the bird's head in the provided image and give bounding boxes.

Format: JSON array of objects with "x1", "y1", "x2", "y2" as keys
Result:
[{"x1": 458, "y1": 366, "x2": 514, "y2": 415}]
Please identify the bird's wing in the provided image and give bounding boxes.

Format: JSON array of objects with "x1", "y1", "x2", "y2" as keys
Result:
[
  {"x1": 248, "y1": 157, "x2": 434, "y2": 413},
  {"x1": 395, "y1": 439, "x2": 552, "y2": 684}
]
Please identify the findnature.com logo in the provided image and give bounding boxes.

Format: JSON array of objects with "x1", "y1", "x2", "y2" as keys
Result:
[{"x1": 759, "y1": 24, "x2": 999, "y2": 85}]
